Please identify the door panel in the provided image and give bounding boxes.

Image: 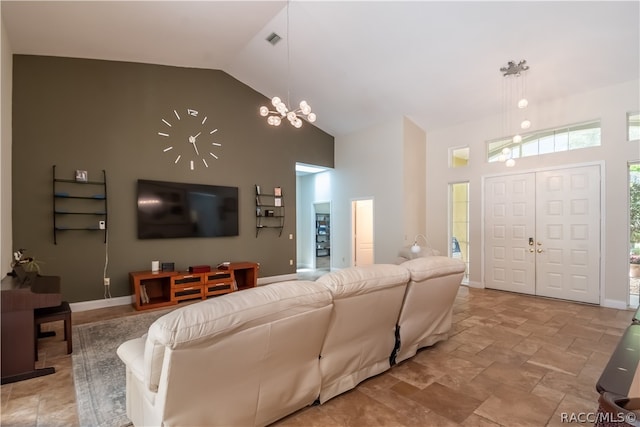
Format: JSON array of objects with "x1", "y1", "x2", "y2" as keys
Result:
[
  {"x1": 353, "y1": 199, "x2": 374, "y2": 266},
  {"x1": 484, "y1": 174, "x2": 536, "y2": 294},
  {"x1": 535, "y1": 166, "x2": 600, "y2": 303}
]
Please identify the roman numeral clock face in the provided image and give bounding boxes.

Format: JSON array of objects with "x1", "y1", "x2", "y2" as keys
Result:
[{"x1": 158, "y1": 108, "x2": 222, "y2": 171}]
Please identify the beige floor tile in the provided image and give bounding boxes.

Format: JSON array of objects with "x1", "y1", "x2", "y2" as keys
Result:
[
  {"x1": 2, "y1": 285, "x2": 634, "y2": 427},
  {"x1": 409, "y1": 382, "x2": 483, "y2": 424},
  {"x1": 473, "y1": 384, "x2": 558, "y2": 427},
  {"x1": 526, "y1": 346, "x2": 588, "y2": 376}
]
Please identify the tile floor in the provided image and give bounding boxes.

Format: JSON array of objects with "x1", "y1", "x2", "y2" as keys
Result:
[{"x1": 1, "y1": 285, "x2": 635, "y2": 427}]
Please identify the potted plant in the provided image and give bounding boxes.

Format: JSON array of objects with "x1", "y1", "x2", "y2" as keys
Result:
[
  {"x1": 11, "y1": 248, "x2": 42, "y2": 274},
  {"x1": 630, "y1": 254, "x2": 640, "y2": 278}
]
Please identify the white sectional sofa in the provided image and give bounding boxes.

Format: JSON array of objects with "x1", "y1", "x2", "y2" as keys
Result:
[{"x1": 117, "y1": 256, "x2": 465, "y2": 427}]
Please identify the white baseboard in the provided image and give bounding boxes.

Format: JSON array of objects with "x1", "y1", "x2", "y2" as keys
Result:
[
  {"x1": 602, "y1": 298, "x2": 629, "y2": 310},
  {"x1": 464, "y1": 280, "x2": 484, "y2": 289},
  {"x1": 257, "y1": 273, "x2": 297, "y2": 285},
  {"x1": 69, "y1": 274, "x2": 299, "y2": 312},
  {"x1": 70, "y1": 295, "x2": 134, "y2": 312}
]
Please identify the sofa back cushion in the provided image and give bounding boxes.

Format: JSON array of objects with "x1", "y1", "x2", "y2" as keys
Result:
[
  {"x1": 316, "y1": 264, "x2": 409, "y2": 402},
  {"x1": 395, "y1": 256, "x2": 465, "y2": 363},
  {"x1": 144, "y1": 280, "x2": 332, "y2": 394}
]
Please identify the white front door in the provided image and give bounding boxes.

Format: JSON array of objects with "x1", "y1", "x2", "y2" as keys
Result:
[
  {"x1": 484, "y1": 173, "x2": 536, "y2": 295},
  {"x1": 535, "y1": 166, "x2": 601, "y2": 303},
  {"x1": 484, "y1": 165, "x2": 601, "y2": 304}
]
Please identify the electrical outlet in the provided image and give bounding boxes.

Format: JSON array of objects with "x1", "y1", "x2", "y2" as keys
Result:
[
  {"x1": 289, "y1": 259, "x2": 293, "y2": 266},
  {"x1": 103, "y1": 277, "x2": 110, "y2": 286},
  {"x1": 99, "y1": 220, "x2": 106, "y2": 230}
]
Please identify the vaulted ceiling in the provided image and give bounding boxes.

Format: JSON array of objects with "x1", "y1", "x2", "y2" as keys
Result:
[{"x1": 2, "y1": 1, "x2": 638, "y2": 137}]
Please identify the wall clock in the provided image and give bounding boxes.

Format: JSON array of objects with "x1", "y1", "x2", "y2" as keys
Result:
[{"x1": 158, "y1": 108, "x2": 222, "y2": 171}]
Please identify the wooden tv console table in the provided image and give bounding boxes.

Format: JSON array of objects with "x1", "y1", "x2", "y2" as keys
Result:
[{"x1": 130, "y1": 262, "x2": 259, "y2": 311}]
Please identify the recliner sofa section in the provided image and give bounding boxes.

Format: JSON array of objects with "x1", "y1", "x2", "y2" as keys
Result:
[{"x1": 117, "y1": 255, "x2": 465, "y2": 426}]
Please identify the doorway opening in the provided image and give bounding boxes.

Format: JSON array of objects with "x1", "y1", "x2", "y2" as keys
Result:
[
  {"x1": 449, "y1": 182, "x2": 469, "y2": 283},
  {"x1": 351, "y1": 199, "x2": 374, "y2": 266},
  {"x1": 314, "y1": 202, "x2": 331, "y2": 272}
]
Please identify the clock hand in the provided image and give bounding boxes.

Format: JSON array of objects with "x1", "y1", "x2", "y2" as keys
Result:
[
  {"x1": 187, "y1": 135, "x2": 200, "y2": 155},
  {"x1": 193, "y1": 132, "x2": 201, "y2": 139}
]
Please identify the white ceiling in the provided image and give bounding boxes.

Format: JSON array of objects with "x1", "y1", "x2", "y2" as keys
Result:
[{"x1": 2, "y1": 1, "x2": 639, "y2": 137}]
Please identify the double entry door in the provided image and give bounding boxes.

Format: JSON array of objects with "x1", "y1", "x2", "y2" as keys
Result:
[{"x1": 484, "y1": 165, "x2": 601, "y2": 304}]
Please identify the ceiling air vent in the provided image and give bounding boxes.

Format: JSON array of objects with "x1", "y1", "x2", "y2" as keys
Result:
[{"x1": 266, "y1": 32, "x2": 282, "y2": 46}]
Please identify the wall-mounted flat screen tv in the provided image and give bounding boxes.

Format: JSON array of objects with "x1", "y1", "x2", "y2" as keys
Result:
[{"x1": 137, "y1": 179, "x2": 239, "y2": 239}]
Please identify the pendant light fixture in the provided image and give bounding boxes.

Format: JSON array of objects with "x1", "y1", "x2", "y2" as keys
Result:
[
  {"x1": 498, "y1": 60, "x2": 531, "y2": 167},
  {"x1": 259, "y1": 1, "x2": 316, "y2": 128}
]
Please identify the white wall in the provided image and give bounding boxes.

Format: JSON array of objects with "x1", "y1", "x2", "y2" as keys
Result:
[
  {"x1": 426, "y1": 79, "x2": 640, "y2": 307},
  {"x1": 1, "y1": 11, "x2": 13, "y2": 274},
  {"x1": 330, "y1": 117, "x2": 426, "y2": 267},
  {"x1": 402, "y1": 117, "x2": 427, "y2": 245}
]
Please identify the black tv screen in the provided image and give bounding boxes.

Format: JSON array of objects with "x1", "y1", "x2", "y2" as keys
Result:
[{"x1": 137, "y1": 179, "x2": 239, "y2": 239}]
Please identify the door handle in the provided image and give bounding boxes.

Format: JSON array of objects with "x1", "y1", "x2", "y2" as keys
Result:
[
  {"x1": 537, "y1": 248, "x2": 544, "y2": 253},
  {"x1": 529, "y1": 248, "x2": 535, "y2": 253}
]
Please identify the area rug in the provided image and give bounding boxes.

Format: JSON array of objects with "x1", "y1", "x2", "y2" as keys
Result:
[{"x1": 72, "y1": 308, "x2": 173, "y2": 427}]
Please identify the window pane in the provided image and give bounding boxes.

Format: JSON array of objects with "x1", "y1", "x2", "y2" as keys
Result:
[
  {"x1": 539, "y1": 134, "x2": 555, "y2": 154},
  {"x1": 450, "y1": 147, "x2": 469, "y2": 168},
  {"x1": 521, "y1": 139, "x2": 538, "y2": 157},
  {"x1": 629, "y1": 112, "x2": 640, "y2": 141},
  {"x1": 554, "y1": 132, "x2": 569, "y2": 152},
  {"x1": 568, "y1": 126, "x2": 601, "y2": 149},
  {"x1": 485, "y1": 120, "x2": 600, "y2": 162}
]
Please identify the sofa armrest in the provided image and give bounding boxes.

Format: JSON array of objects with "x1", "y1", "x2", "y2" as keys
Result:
[{"x1": 117, "y1": 336, "x2": 146, "y2": 382}]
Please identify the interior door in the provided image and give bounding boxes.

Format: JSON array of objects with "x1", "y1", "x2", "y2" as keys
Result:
[
  {"x1": 352, "y1": 199, "x2": 374, "y2": 266},
  {"x1": 484, "y1": 173, "x2": 536, "y2": 295},
  {"x1": 484, "y1": 165, "x2": 601, "y2": 304},
  {"x1": 535, "y1": 166, "x2": 600, "y2": 303}
]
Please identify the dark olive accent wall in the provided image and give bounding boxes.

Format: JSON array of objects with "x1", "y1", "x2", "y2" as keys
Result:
[{"x1": 12, "y1": 55, "x2": 334, "y2": 303}]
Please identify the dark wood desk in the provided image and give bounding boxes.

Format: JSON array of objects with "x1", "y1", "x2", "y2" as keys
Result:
[{"x1": 1, "y1": 274, "x2": 62, "y2": 384}]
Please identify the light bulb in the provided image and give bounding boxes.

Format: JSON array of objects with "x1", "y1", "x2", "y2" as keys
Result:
[
  {"x1": 294, "y1": 118, "x2": 303, "y2": 128},
  {"x1": 410, "y1": 243, "x2": 420, "y2": 254},
  {"x1": 307, "y1": 113, "x2": 317, "y2": 123},
  {"x1": 518, "y1": 98, "x2": 528, "y2": 109},
  {"x1": 287, "y1": 111, "x2": 297, "y2": 121},
  {"x1": 521, "y1": 119, "x2": 531, "y2": 129},
  {"x1": 276, "y1": 103, "x2": 287, "y2": 115},
  {"x1": 506, "y1": 158, "x2": 516, "y2": 167},
  {"x1": 502, "y1": 147, "x2": 511, "y2": 155},
  {"x1": 273, "y1": 116, "x2": 281, "y2": 126},
  {"x1": 271, "y1": 96, "x2": 281, "y2": 107},
  {"x1": 259, "y1": 106, "x2": 269, "y2": 117},
  {"x1": 513, "y1": 134, "x2": 522, "y2": 143},
  {"x1": 299, "y1": 100, "x2": 308, "y2": 109}
]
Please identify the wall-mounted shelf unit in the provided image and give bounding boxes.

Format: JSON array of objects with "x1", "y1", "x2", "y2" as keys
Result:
[
  {"x1": 52, "y1": 165, "x2": 108, "y2": 244},
  {"x1": 255, "y1": 185, "x2": 284, "y2": 237}
]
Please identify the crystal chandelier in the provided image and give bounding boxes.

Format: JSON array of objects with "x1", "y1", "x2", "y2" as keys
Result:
[{"x1": 259, "y1": 1, "x2": 316, "y2": 128}]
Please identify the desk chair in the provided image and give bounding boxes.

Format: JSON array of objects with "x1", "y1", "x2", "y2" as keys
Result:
[{"x1": 34, "y1": 301, "x2": 72, "y2": 360}]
